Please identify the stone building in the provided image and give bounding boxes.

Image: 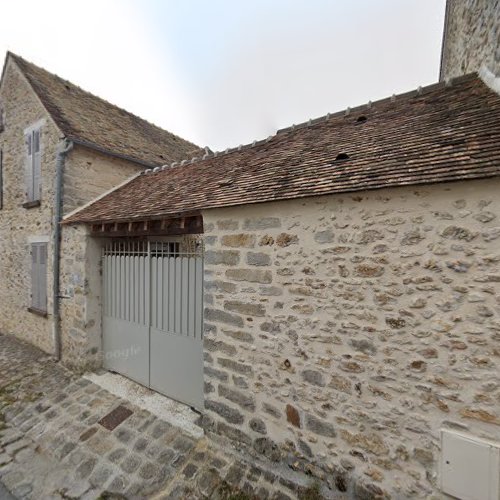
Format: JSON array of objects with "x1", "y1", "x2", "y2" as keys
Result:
[
  {"x1": 1, "y1": 4, "x2": 499, "y2": 498},
  {"x1": 440, "y1": 0, "x2": 500, "y2": 80},
  {"x1": 64, "y1": 73, "x2": 500, "y2": 498},
  {"x1": 0, "y1": 52, "x2": 199, "y2": 363}
]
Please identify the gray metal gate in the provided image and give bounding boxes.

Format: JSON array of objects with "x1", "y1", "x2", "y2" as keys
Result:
[{"x1": 102, "y1": 240, "x2": 204, "y2": 409}]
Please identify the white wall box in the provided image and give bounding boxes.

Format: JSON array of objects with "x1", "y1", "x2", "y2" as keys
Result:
[{"x1": 441, "y1": 429, "x2": 500, "y2": 500}]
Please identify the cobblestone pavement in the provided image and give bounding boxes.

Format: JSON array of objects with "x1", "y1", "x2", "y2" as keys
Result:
[{"x1": 0, "y1": 334, "x2": 331, "y2": 499}]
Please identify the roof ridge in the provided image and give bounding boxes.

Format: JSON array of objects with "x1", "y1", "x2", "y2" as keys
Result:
[
  {"x1": 8, "y1": 52, "x2": 199, "y2": 151},
  {"x1": 143, "y1": 71, "x2": 481, "y2": 175}
]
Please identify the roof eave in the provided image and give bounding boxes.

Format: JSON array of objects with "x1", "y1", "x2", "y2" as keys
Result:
[{"x1": 70, "y1": 138, "x2": 159, "y2": 168}]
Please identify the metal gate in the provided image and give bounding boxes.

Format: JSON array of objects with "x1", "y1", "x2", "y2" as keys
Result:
[{"x1": 102, "y1": 240, "x2": 204, "y2": 409}]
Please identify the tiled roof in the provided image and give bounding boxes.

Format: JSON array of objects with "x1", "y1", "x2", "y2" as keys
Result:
[
  {"x1": 8, "y1": 53, "x2": 199, "y2": 166},
  {"x1": 65, "y1": 73, "x2": 500, "y2": 225}
]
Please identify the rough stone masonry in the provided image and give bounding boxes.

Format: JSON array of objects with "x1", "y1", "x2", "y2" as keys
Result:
[{"x1": 201, "y1": 177, "x2": 500, "y2": 498}]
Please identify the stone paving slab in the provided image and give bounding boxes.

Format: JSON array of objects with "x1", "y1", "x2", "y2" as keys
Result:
[{"x1": 0, "y1": 334, "x2": 338, "y2": 499}]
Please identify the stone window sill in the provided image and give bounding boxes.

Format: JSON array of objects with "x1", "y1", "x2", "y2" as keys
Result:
[
  {"x1": 22, "y1": 200, "x2": 41, "y2": 209},
  {"x1": 27, "y1": 307, "x2": 48, "y2": 318}
]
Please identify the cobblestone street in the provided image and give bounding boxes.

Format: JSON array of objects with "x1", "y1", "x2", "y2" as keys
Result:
[{"x1": 0, "y1": 334, "x2": 331, "y2": 499}]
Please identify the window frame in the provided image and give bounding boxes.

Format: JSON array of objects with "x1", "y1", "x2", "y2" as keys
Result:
[
  {"x1": 23, "y1": 119, "x2": 44, "y2": 208},
  {"x1": 28, "y1": 241, "x2": 48, "y2": 316}
]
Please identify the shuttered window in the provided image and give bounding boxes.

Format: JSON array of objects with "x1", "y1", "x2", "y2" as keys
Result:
[
  {"x1": 31, "y1": 242, "x2": 47, "y2": 313},
  {"x1": 25, "y1": 127, "x2": 42, "y2": 203}
]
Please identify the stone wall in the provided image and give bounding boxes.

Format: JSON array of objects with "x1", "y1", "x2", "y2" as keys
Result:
[
  {"x1": 0, "y1": 58, "x2": 61, "y2": 353},
  {"x1": 441, "y1": 0, "x2": 500, "y2": 80},
  {"x1": 59, "y1": 146, "x2": 142, "y2": 368},
  {"x1": 202, "y1": 178, "x2": 500, "y2": 498},
  {"x1": 63, "y1": 145, "x2": 141, "y2": 215},
  {"x1": 0, "y1": 56, "x2": 144, "y2": 361},
  {"x1": 59, "y1": 224, "x2": 104, "y2": 369}
]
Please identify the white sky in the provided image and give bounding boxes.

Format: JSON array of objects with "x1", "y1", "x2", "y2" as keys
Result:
[{"x1": 0, "y1": 0, "x2": 446, "y2": 151}]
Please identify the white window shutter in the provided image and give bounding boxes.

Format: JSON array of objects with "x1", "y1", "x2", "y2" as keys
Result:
[
  {"x1": 38, "y1": 244, "x2": 47, "y2": 311},
  {"x1": 33, "y1": 128, "x2": 41, "y2": 201},
  {"x1": 25, "y1": 132, "x2": 34, "y2": 202},
  {"x1": 31, "y1": 243, "x2": 47, "y2": 312},
  {"x1": 31, "y1": 244, "x2": 39, "y2": 309}
]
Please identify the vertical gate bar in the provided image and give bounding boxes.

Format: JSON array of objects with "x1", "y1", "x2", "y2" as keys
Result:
[
  {"x1": 163, "y1": 255, "x2": 169, "y2": 332},
  {"x1": 188, "y1": 257, "x2": 195, "y2": 337},
  {"x1": 113, "y1": 254, "x2": 117, "y2": 319},
  {"x1": 157, "y1": 257, "x2": 163, "y2": 331},
  {"x1": 118, "y1": 243, "x2": 122, "y2": 318},
  {"x1": 168, "y1": 257, "x2": 175, "y2": 332},
  {"x1": 125, "y1": 254, "x2": 130, "y2": 322},
  {"x1": 123, "y1": 250, "x2": 126, "y2": 321},
  {"x1": 131, "y1": 242, "x2": 134, "y2": 322},
  {"x1": 107, "y1": 253, "x2": 111, "y2": 318},
  {"x1": 129, "y1": 247, "x2": 134, "y2": 323},
  {"x1": 151, "y1": 256, "x2": 157, "y2": 330},
  {"x1": 117, "y1": 254, "x2": 121, "y2": 320},
  {"x1": 103, "y1": 250, "x2": 107, "y2": 317},
  {"x1": 146, "y1": 241, "x2": 150, "y2": 330},
  {"x1": 127, "y1": 243, "x2": 134, "y2": 321},
  {"x1": 175, "y1": 257, "x2": 182, "y2": 334},
  {"x1": 194, "y1": 257, "x2": 203, "y2": 339},
  {"x1": 147, "y1": 240, "x2": 151, "y2": 387},
  {"x1": 139, "y1": 255, "x2": 144, "y2": 325},
  {"x1": 181, "y1": 257, "x2": 188, "y2": 336},
  {"x1": 134, "y1": 252, "x2": 139, "y2": 323},
  {"x1": 105, "y1": 253, "x2": 108, "y2": 318}
]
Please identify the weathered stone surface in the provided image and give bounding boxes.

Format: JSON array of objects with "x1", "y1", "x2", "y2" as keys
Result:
[
  {"x1": 205, "y1": 250, "x2": 240, "y2": 266},
  {"x1": 216, "y1": 422, "x2": 252, "y2": 446},
  {"x1": 221, "y1": 234, "x2": 256, "y2": 248},
  {"x1": 305, "y1": 414, "x2": 336, "y2": 437},
  {"x1": 355, "y1": 230, "x2": 384, "y2": 244},
  {"x1": 341, "y1": 431, "x2": 388, "y2": 456},
  {"x1": 205, "y1": 400, "x2": 244, "y2": 425},
  {"x1": 247, "y1": 252, "x2": 271, "y2": 266},
  {"x1": 285, "y1": 405, "x2": 300, "y2": 428},
  {"x1": 218, "y1": 385, "x2": 256, "y2": 412},
  {"x1": 301, "y1": 369, "x2": 325, "y2": 387},
  {"x1": 314, "y1": 230, "x2": 335, "y2": 243},
  {"x1": 204, "y1": 338, "x2": 237, "y2": 356},
  {"x1": 217, "y1": 219, "x2": 239, "y2": 230},
  {"x1": 243, "y1": 217, "x2": 281, "y2": 230},
  {"x1": 205, "y1": 366, "x2": 230, "y2": 382},
  {"x1": 354, "y1": 264, "x2": 384, "y2": 278},
  {"x1": 249, "y1": 418, "x2": 267, "y2": 434},
  {"x1": 401, "y1": 229, "x2": 424, "y2": 245},
  {"x1": 276, "y1": 233, "x2": 298, "y2": 247},
  {"x1": 441, "y1": 225, "x2": 478, "y2": 241},
  {"x1": 263, "y1": 403, "x2": 281, "y2": 419},
  {"x1": 221, "y1": 329, "x2": 254, "y2": 343},
  {"x1": 226, "y1": 268, "x2": 273, "y2": 284},
  {"x1": 253, "y1": 438, "x2": 281, "y2": 462},
  {"x1": 224, "y1": 301, "x2": 265, "y2": 317},
  {"x1": 460, "y1": 408, "x2": 500, "y2": 425},
  {"x1": 483, "y1": 227, "x2": 500, "y2": 241},
  {"x1": 350, "y1": 338, "x2": 377, "y2": 355},
  {"x1": 205, "y1": 280, "x2": 237, "y2": 293},
  {"x1": 441, "y1": 0, "x2": 500, "y2": 79},
  {"x1": 202, "y1": 179, "x2": 500, "y2": 498},
  {"x1": 218, "y1": 358, "x2": 253, "y2": 375},
  {"x1": 204, "y1": 308, "x2": 244, "y2": 327},
  {"x1": 233, "y1": 375, "x2": 249, "y2": 389}
]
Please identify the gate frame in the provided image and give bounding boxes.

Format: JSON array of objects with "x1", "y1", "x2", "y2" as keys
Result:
[{"x1": 90, "y1": 215, "x2": 204, "y2": 411}]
